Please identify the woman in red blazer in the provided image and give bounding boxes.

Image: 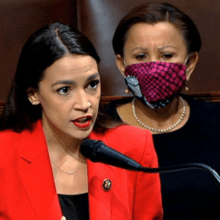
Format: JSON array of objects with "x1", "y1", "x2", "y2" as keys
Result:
[{"x1": 0, "y1": 22, "x2": 162, "y2": 220}]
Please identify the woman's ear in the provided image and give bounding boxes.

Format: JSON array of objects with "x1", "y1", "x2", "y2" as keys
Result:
[
  {"x1": 27, "y1": 87, "x2": 40, "y2": 105},
  {"x1": 185, "y1": 52, "x2": 199, "y2": 81},
  {"x1": 116, "y1": 54, "x2": 126, "y2": 77}
]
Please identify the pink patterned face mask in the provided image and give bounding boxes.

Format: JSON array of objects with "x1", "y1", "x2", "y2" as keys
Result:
[{"x1": 124, "y1": 61, "x2": 186, "y2": 109}]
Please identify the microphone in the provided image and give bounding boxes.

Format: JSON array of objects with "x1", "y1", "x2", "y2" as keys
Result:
[
  {"x1": 80, "y1": 139, "x2": 220, "y2": 188},
  {"x1": 80, "y1": 139, "x2": 141, "y2": 170}
]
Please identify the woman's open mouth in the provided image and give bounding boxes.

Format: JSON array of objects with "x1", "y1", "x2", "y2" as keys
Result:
[{"x1": 72, "y1": 116, "x2": 92, "y2": 129}]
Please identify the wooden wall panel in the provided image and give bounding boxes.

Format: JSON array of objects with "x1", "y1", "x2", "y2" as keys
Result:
[
  {"x1": 0, "y1": 0, "x2": 78, "y2": 101},
  {"x1": 1, "y1": 0, "x2": 220, "y2": 102}
]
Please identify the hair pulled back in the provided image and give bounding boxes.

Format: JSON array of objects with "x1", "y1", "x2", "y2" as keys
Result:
[{"x1": 0, "y1": 22, "x2": 100, "y2": 132}]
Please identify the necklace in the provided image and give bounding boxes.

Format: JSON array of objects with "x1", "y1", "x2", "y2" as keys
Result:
[
  {"x1": 51, "y1": 159, "x2": 81, "y2": 174},
  {"x1": 132, "y1": 97, "x2": 186, "y2": 133}
]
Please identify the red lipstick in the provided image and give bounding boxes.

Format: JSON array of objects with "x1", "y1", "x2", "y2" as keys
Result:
[{"x1": 72, "y1": 116, "x2": 92, "y2": 129}]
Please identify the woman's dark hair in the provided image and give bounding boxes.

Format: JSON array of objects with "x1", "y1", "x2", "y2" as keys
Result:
[
  {"x1": 113, "y1": 2, "x2": 202, "y2": 56},
  {"x1": 0, "y1": 22, "x2": 100, "y2": 132}
]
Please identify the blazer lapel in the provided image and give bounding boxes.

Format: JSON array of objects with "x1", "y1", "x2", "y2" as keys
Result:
[
  {"x1": 87, "y1": 160, "x2": 116, "y2": 220},
  {"x1": 87, "y1": 135, "x2": 116, "y2": 220},
  {"x1": 19, "y1": 121, "x2": 62, "y2": 220}
]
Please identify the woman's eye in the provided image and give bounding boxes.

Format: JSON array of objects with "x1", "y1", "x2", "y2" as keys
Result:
[
  {"x1": 135, "y1": 54, "x2": 147, "y2": 60},
  {"x1": 162, "y1": 53, "x2": 173, "y2": 59},
  {"x1": 57, "y1": 87, "x2": 70, "y2": 95},
  {"x1": 88, "y1": 80, "x2": 100, "y2": 89}
]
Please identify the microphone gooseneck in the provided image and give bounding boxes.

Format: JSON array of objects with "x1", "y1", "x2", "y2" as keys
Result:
[{"x1": 80, "y1": 139, "x2": 220, "y2": 189}]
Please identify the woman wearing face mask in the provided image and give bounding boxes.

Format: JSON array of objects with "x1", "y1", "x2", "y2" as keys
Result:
[
  {"x1": 106, "y1": 2, "x2": 220, "y2": 219},
  {"x1": 0, "y1": 22, "x2": 162, "y2": 220}
]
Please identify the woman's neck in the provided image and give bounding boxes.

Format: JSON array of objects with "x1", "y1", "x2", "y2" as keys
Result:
[
  {"x1": 42, "y1": 118, "x2": 82, "y2": 159},
  {"x1": 134, "y1": 97, "x2": 190, "y2": 133},
  {"x1": 117, "y1": 96, "x2": 190, "y2": 134},
  {"x1": 42, "y1": 118, "x2": 88, "y2": 195},
  {"x1": 136, "y1": 97, "x2": 180, "y2": 123}
]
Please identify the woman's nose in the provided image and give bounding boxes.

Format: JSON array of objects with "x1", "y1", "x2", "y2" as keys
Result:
[
  {"x1": 74, "y1": 91, "x2": 91, "y2": 111},
  {"x1": 148, "y1": 56, "x2": 158, "y2": 62}
]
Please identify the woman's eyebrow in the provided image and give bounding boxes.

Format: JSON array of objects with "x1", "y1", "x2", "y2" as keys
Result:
[
  {"x1": 51, "y1": 73, "x2": 100, "y2": 87},
  {"x1": 86, "y1": 73, "x2": 100, "y2": 82},
  {"x1": 131, "y1": 47, "x2": 148, "y2": 52},
  {"x1": 157, "y1": 46, "x2": 177, "y2": 50},
  {"x1": 51, "y1": 80, "x2": 75, "y2": 87}
]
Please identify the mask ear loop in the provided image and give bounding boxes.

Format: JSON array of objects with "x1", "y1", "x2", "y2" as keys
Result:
[
  {"x1": 123, "y1": 59, "x2": 131, "y2": 94},
  {"x1": 184, "y1": 55, "x2": 190, "y2": 92},
  {"x1": 123, "y1": 59, "x2": 127, "y2": 67},
  {"x1": 184, "y1": 56, "x2": 189, "y2": 66}
]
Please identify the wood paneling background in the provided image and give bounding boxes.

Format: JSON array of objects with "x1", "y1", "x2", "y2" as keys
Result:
[
  {"x1": 0, "y1": 0, "x2": 78, "y2": 101},
  {"x1": 1, "y1": 0, "x2": 220, "y2": 104}
]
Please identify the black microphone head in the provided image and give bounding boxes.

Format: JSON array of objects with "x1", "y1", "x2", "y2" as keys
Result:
[
  {"x1": 80, "y1": 138, "x2": 141, "y2": 170},
  {"x1": 80, "y1": 139, "x2": 102, "y2": 161}
]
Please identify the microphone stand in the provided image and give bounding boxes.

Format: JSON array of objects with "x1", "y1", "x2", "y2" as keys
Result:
[
  {"x1": 80, "y1": 139, "x2": 220, "y2": 189},
  {"x1": 137, "y1": 163, "x2": 220, "y2": 189}
]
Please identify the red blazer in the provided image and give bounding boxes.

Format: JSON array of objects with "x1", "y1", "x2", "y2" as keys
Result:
[{"x1": 0, "y1": 121, "x2": 162, "y2": 220}]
